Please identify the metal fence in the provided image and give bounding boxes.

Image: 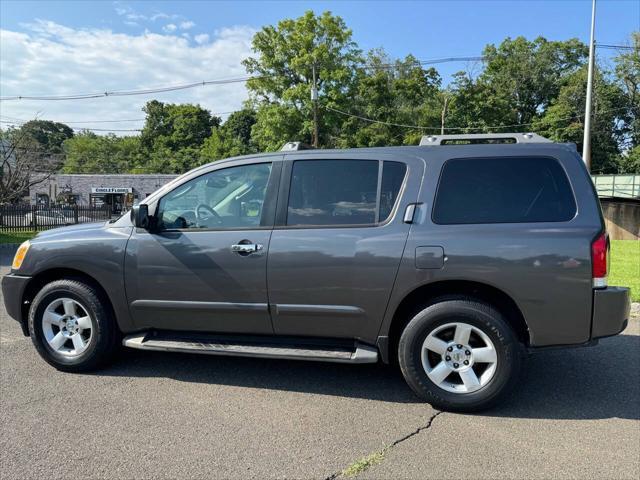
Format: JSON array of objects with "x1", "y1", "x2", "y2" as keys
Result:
[
  {"x1": 591, "y1": 174, "x2": 640, "y2": 200},
  {"x1": 0, "y1": 205, "x2": 112, "y2": 232}
]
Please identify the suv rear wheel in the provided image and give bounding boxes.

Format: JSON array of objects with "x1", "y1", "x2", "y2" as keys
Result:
[
  {"x1": 398, "y1": 298, "x2": 522, "y2": 412},
  {"x1": 28, "y1": 279, "x2": 120, "y2": 372}
]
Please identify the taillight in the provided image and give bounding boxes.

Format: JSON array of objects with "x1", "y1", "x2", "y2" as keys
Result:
[{"x1": 591, "y1": 232, "x2": 609, "y2": 288}]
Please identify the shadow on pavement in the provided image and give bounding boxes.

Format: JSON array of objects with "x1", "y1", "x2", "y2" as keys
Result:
[
  {"x1": 107, "y1": 348, "x2": 420, "y2": 403},
  {"x1": 97, "y1": 327, "x2": 639, "y2": 419},
  {"x1": 492, "y1": 332, "x2": 640, "y2": 420}
]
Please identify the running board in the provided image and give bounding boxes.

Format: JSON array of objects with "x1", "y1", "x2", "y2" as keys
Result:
[{"x1": 122, "y1": 331, "x2": 378, "y2": 364}]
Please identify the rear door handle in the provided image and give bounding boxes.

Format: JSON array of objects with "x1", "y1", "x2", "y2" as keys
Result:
[
  {"x1": 404, "y1": 204, "x2": 417, "y2": 223},
  {"x1": 231, "y1": 243, "x2": 263, "y2": 254}
]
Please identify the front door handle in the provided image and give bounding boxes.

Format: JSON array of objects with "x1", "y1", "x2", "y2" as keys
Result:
[{"x1": 231, "y1": 242, "x2": 263, "y2": 254}]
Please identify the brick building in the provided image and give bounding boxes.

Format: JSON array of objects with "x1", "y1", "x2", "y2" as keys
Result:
[{"x1": 31, "y1": 174, "x2": 178, "y2": 215}]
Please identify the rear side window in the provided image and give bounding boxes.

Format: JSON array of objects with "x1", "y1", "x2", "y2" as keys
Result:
[
  {"x1": 380, "y1": 161, "x2": 407, "y2": 221},
  {"x1": 286, "y1": 160, "x2": 407, "y2": 226},
  {"x1": 433, "y1": 157, "x2": 576, "y2": 224}
]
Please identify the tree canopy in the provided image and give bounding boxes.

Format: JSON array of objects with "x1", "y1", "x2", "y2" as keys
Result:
[
  {"x1": 1, "y1": 11, "x2": 637, "y2": 178},
  {"x1": 243, "y1": 10, "x2": 363, "y2": 151}
]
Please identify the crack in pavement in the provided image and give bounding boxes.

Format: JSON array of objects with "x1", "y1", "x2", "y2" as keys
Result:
[
  {"x1": 388, "y1": 410, "x2": 443, "y2": 449},
  {"x1": 324, "y1": 410, "x2": 444, "y2": 479}
]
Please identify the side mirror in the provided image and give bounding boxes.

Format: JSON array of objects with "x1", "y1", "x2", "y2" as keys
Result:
[{"x1": 131, "y1": 204, "x2": 150, "y2": 229}]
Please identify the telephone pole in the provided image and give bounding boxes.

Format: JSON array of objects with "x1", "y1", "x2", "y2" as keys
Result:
[
  {"x1": 582, "y1": 0, "x2": 597, "y2": 172},
  {"x1": 440, "y1": 94, "x2": 449, "y2": 135},
  {"x1": 311, "y1": 63, "x2": 319, "y2": 148}
]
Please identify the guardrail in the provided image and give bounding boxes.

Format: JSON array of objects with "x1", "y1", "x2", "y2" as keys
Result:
[
  {"x1": 591, "y1": 175, "x2": 640, "y2": 200},
  {"x1": 0, "y1": 205, "x2": 111, "y2": 232}
]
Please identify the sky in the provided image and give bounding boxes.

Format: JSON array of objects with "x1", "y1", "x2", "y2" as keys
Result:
[{"x1": 1, "y1": 0, "x2": 638, "y2": 134}]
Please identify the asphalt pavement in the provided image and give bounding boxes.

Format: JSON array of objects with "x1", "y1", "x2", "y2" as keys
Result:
[{"x1": 1, "y1": 261, "x2": 638, "y2": 479}]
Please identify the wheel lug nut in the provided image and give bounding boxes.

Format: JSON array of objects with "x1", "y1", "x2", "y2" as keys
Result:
[
  {"x1": 456, "y1": 344, "x2": 463, "y2": 349},
  {"x1": 447, "y1": 346, "x2": 453, "y2": 352},
  {"x1": 463, "y1": 360, "x2": 469, "y2": 365},
  {"x1": 465, "y1": 350, "x2": 470, "y2": 355},
  {"x1": 445, "y1": 356, "x2": 451, "y2": 361},
  {"x1": 453, "y1": 363, "x2": 459, "y2": 368}
]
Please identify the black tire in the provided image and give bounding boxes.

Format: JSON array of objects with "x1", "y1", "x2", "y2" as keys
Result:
[
  {"x1": 398, "y1": 298, "x2": 523, "y2": 412},
  {"x1": 28, "y1": 279, "x2": 120, "y2": 372}
]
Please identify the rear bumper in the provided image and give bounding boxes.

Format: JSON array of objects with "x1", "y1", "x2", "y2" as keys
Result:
[
  {"x1": 2, "y1": 273, "x2": 31, "y2": 335},
  {"x1": 592, "y1": 287, "x2": 631, "y2": 339}
]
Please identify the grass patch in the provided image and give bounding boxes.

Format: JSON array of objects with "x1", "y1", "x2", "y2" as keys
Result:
[
  {"x1": 609, "y1": 240, "x2": 640, "y2": 302},
  {"x1": 341, "y1": 451, "x2": 386, "y2": 477},
  {"x1": 0, "y1": 231, "x2": 38, "y2": 244}
]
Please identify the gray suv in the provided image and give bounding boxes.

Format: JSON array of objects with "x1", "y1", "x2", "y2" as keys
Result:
[{"x1": 2, "y1": 134, "x2": 631, "y2": 411}]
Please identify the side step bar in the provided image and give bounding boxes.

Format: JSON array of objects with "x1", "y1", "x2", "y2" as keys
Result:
[{"x1": 122, "y1": 332, "x2": 378, "y2": 364}]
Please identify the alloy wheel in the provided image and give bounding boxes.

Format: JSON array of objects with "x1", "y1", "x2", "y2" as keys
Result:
[
  {"x1": 421, "y1": 322, "x2": 498, "y2": 394},
  {"x1": 42, "y1": 298, "x2": 93, "y2": 357}
]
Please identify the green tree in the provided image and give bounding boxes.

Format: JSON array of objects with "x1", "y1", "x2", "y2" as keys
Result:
[
  {"x1": 140, "y1": 100, "x2": 220, "y2": 153},
  {"x1": 533, "y1": 66, "x2": 627, "y2": 173},
  {"x1": 445, "y1": 37, "x2": 588, "y2": 133},
  {"x1": 618, "y1": 145, "x2": 640, "y2": 174},
  {"x1": 135, "y1": 100, "x2": 221, "y2": 173},
  {"x1": 613, "y1": 32, "x2": 639, "y2": 149},
  {"x1": 243, "y1": 10, "x2": 363, "y2": 150},
  {"x1": 480, "y1": 36, "x2": 588, "y2": 125},
  {"x1": 16, "y1": 120, "x2": 74, "y2": 154},
  {"x1": 63, "y1": 132, "x2": 142, "y2": 173},
  {"x1": 201, "y1": 109, "x2": 258, "y2": 161},
  {"x1": 335, "y1": 51, "x2": 442, "y2": 148}
]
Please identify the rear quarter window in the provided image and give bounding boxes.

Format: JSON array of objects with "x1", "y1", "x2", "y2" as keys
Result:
[{"x1": 432, "y1": 156, "x2": 577, "y2": 224}]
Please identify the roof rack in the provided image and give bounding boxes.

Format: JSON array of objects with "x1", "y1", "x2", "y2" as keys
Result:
[
  {"x1": 419, "y1": 133, "x2": 552, "y2": 146},
  {"x1": 280, "y1": 141, "x2": 314, "y2": 151}
]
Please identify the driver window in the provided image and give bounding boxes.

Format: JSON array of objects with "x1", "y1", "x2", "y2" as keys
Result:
[{"x1": 157, "y1": 163, "x2": 272, "y2": 230}]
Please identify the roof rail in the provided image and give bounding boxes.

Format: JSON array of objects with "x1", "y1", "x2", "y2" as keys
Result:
[
  {"x1": 280, "y1": 141, "x2": 314, "y2": 151},
  {"x1": 419, "y1": 133, "x2": 552, "y2": 146}
]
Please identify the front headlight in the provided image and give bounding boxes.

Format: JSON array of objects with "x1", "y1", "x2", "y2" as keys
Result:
[{"x1": 12, "y1": 240, "x2": 30, "y2": 270}]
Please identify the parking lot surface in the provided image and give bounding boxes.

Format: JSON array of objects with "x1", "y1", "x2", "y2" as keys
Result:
[{"x1": 1, "y1": 262, "x2": 638, "y2": 479}]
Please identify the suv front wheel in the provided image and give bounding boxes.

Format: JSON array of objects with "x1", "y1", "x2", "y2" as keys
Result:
[
  {"x1": 398, "y1": 298, "x2": 522, "y2": 412},
  {"x1": 28, "y1": 279, "x2": 120, "y2": 372}
]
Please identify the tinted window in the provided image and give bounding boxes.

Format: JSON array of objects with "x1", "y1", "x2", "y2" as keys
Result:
[
  {"x1": 380, "y1": 161, "x2": 407, "y2": 221},
  {"x1": 287, "y1": 160, "x2": 379, "y2": 226},
  {"x1": 157, "y1": 163, "x2": 272, "y2": 230},
  {"x1": 433, "y1": 157, "x2": 576, "y2": 224}
]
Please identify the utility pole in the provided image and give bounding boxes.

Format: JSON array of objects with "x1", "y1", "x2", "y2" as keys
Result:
[
  {"x1": 311, "y1": 63, "x2": 319, "y2": 148},
  {"x1": 440, "y1": 94, "x2": 449, "y2": 135},
  {"x1": 582, "y1": 0, "x2": 597, "y2": 172}
]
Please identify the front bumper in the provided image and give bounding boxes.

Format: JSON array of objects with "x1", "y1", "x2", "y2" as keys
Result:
[
  {"x1": 592, "y1": 287, "x2": 631, "y2": 339},
  {"x1": 2, "y1": 273, "x2": 31, "y2": 336}
]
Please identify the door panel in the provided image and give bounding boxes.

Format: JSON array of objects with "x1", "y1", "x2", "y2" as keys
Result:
[
  {"x1": 268, "y1": 227, "x2": 411, "y2": 340},
  {"x1": 125, "y1": 160, "x2": 278, "y2": 334},
  {"x1": 267, "y1": 154, "x2": 425, "y2": 343},
  {"x1": 125, "y1": 229, "x2": 273, "y2": 333}
]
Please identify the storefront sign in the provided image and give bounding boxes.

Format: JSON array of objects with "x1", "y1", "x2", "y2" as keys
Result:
[{"x1": 91, "y1": 187, "x2": 132, "y2": 194}]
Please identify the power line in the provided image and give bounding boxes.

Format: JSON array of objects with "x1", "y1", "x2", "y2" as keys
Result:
[
  {"x1": 0, "y1": 111, "x2": 235, "y2": 125},
  {"x1": 0, "y1": 56, "x2": 487, "y2": 102},
  {"x1": 359, "y1": 56, "x2": 486, "y2": 70},
  {"x1": 0, "y1": 76, "x2": 257, "y2": 102},
  {"x1": 596, "y1": 44, "x2": 635, "y2": 51},
  {"x1": 325, "y1": 105, "x2": 628, "y2": 132},
  {"x1": 0, "y1": 120, "x2": 141, "y2": 132},
  {"x1": 0, "y1": 116, "x2": 145, "y2": 124}
]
